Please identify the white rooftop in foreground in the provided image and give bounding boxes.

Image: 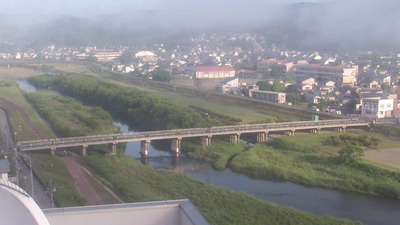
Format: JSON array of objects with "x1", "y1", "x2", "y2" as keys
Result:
[{"x1": 0, "y1": 179, "x2": 209, "y2": 225}]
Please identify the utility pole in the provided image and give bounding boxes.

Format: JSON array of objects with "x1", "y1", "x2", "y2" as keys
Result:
[{"x1": 46, "y1": 179, "x2": 56, "y2": 208}]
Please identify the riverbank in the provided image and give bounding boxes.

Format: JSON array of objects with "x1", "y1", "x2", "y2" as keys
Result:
[
  {"x1": 86, "y1": 154, "x2": 360, "y2": 225},
  {"x1": 188, "y1": 134, "x2": 400, "y2": 199}
]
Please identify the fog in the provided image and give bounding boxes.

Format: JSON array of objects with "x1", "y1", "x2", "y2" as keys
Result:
[{"x1": 0, "y1": 0, "x2": 399, "y2": 51}]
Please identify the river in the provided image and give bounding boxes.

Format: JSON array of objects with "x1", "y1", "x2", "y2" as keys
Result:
[{"x1": 17, "y1": 79, "x2": 400, "y2": 225}]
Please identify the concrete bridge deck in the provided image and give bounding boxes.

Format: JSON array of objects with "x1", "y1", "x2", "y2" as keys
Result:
[{"x1": 17, "y1": 119, "x2": 371, "y2": 156}]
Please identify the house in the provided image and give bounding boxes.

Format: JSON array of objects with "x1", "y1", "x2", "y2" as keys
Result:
[
  {"x1": 249, "y1": 90, "x2": 286, "y2": 103},
  {"x1": 361, "y1": 98, "x2": 394, "y2": 118},
  {"x1": 216, "y1": 77, "x2": 239, "y2": 93},
  {"x1": 301, "y1": 77, "x2": 317, "y2": 86},
  {"x1": 257, "y1": 59, "x2": 294, "y2": 74}
]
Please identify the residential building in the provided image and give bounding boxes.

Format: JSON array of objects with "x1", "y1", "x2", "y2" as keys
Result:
[
  {"x1": 190, "y1": 66, "x2": 235, "y2": 79},
  {"x1": 216, "y1": 77, "x2": 239, "y2": 93},
  {"x1": 291, "y1": 64, "x2": 358, "y2": 86},
  {"x1": 361, "y1": 98, "x2": 394, "y2": 118},
  {"x1": 257, "y1": 59, "x2": 293, "y2": 74},
  {"x1": 249, "y1": 90, "x2": 286, "y2": 103},
  {"x1": 93, "y1": 50, "x2": 123, "y2": 62}
]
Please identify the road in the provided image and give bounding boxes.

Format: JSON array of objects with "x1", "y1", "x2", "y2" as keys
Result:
[{"x1": 0, "y1": 108, "x2": 52, "y2": 208}]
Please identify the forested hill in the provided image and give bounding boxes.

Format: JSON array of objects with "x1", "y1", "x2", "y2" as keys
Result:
[{"x1": 29, "y1": 74, "x2": 218, "y2": 131}]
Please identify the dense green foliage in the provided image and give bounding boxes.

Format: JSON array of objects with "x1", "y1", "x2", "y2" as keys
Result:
[
  {"x1": 150, "y1": 69, "x2": 171, "y2": 82},
  {"x1": 29, "y1": 74, "x2": 211, "y2": 130},
  {"x1": 186, "y1": 141, "x2": 247, "y2": 169},
  {"x1": 256, "y1": 81, "x2": 286, "y2": 92},
  {"x1": 324, "y1": 134, "x2": 381, "y2": 148},
  {"x1": 27, "y1": 92, "x2": 119, "y2": 137},
  {"x1": 338, "y1": 145, "x2": 365, "y2": 164},
  {"x1": 230, "y1": 140, "x2": 400, "y2": 199},
  {"x1": 86, "y1": 154, "x2": 359, "y2": 225}
]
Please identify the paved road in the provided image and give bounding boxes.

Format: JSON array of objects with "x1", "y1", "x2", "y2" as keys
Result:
[{"x1": 0, "y1": 108, "x2": 52, "y2": 208}]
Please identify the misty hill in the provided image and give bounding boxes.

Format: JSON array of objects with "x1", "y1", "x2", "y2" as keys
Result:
[{"x1": 1, "y1": 1, "x2": 399, "y2": 52}]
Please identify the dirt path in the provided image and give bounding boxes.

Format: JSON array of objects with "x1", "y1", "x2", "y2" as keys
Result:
[
  {"x1": 364, "y1": 148, "x2": 400, "y2": 169},
  {"x1": 60, "y1": 153, "x2": 105, "y2": 205}
]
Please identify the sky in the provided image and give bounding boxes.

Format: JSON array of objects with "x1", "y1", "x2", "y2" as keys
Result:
[{"x1": 0, "y1": 0, "x2": 399, "y2": 50}]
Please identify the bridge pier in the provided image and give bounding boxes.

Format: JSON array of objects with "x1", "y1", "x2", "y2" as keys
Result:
[
  {"x1": 50, "y1": 147, "x2": 56, "y2": 156},
  {"x1": 141, "y1": 140, "x2": 150, "y2": 157},
  {"x1": 256, "y1": 132, "x2": 268, "y2": 142},
  {"x1": 171, "y1": 138, "x2": 182, "y2": 155},
  {"x1": 108, "y1": 143, "x2": 117, "y2": 155},
  {"x1": 81, "y1": 144, "x2": 88, "y2": 156},
  {"x1": 201, "y1": 136, "x2": 212, "y2": 147},
  {"x1": 311, "y1": 128, "x2": 321, "y2": 134},
  {"x1": 335, "y1": 127, "x2": 346, "y2": 132},
  {"x1": 230, "y1": 134, "x2": 240, "y2": 144},
  {"x1": 285, "y1": 129, "x2": 295, "y2": 136}
]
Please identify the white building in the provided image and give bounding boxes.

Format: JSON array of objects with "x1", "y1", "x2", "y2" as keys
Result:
[
  {"x1": 216, "y1": 77, "x2": 239, "y2": 93},
  {"x1": 361, "y1": 98, "x2": 394, "y2": 118},
  {"x1": 190, "y1": 66, "x2": 235, "y2": 79},
  {"x1": 0, "y1": 179, "x2": 209, "y2": 225},
  {"x1": 249, "y1": 90, "x2": 286, "y2": 103}
]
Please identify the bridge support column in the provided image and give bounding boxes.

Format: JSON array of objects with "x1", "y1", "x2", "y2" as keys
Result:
[
  {"x1": 201, "y1": 136, "x2": 212, "y2": 147},
  {"x1": 50, "y1": 147, "x2": 56, "y2": 156},
  {"x1": 311, "y1": 128, "x2": 321, "y2": 134},
  {"x1": 108, "y1": 143, "x2": 117, "y2": 155},
  {"x1": 256, "y1": 132, "x2": 268, "y2": 142},
  {"x1": 171, "y1": 138, "x2": 182, "y2": 155},
  {"x1": 81, "y1": 144, "x2": 88, "y2": 156},
  {"x1": 141, "y1": 140, "x2": 150, "y2": 157},
  {"x1": 230, "y1": 134, "x2": 240, "y2": 144},
  {"x1": 286, "y1": 129, "x2": 295, "y2": 136}
]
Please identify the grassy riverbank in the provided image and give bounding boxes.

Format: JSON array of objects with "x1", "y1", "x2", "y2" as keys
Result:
[
  {"x1": 86, "y1": 154, "x2": 360, "y2": 225},
  {"x1": 230, "y1": 139, "x2": 400, "y2": 199},
  {"x1": 26, "y1": 91, "x2": 122, "y2": 206},
  {"x1": 185, "y1": 140, "x2": 247, "y2": 169}
]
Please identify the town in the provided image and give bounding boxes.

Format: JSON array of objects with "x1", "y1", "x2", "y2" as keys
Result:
[{"x1": 1, "y1": 32, "x2": 399, "y2": 120}]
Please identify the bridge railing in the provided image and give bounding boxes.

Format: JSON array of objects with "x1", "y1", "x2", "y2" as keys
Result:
[{"x1": 18, "y1": 119, "x2": 370, "y2": 148}]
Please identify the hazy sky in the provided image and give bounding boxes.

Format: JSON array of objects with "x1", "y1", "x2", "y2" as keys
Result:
[{"x1": 0, "y1": 0, "x2": 398, "y2": 50}]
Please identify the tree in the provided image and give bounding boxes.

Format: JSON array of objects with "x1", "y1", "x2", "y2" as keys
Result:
[
  {"x1": 338, "y1": 145, "x2": 364, "y2": 164},
  {"x1": 381, "y1": 83, "x2": 391, "y2": 93},
  {"x1": 120, "y1": 50, "x2": 134, "y2": 65},
  {"x1": 287, "y1": 93, "x2": 303, "y2": 105},
  {"x1": 151, "y1": 69, "x2": 171, "y2": 82}
]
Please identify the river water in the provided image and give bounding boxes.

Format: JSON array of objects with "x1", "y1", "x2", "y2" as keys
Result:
[{"x1": 17, "y1": 79, "x2": 400, "y2": 225}]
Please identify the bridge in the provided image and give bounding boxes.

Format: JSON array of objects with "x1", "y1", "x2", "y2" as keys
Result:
[{"x1": 17, "y1": 119, "x2": 371, "y2": 157}]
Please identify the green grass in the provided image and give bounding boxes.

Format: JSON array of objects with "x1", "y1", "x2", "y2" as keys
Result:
[
  {"x1": 86, "y1": 154, "x2": 360, "y2": 225},
  {"x1": 186, "y1": 140, "x2": 247, "y2": 169},
  {"x1": 279, "y1": 129, "x2": 400, "y2": 155},
  {"x1": 230, "y1": 140, "x2": 400, "y2": 199},
  {"x1": 0, "y1": 82, "x2": 55, "y2": 141},
  {"x1": 32, "y1": 154, "x2": 86, "y2": 207},
  {"x1": 27, "y1": 91, "x2": 120, "y2": 137}
]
